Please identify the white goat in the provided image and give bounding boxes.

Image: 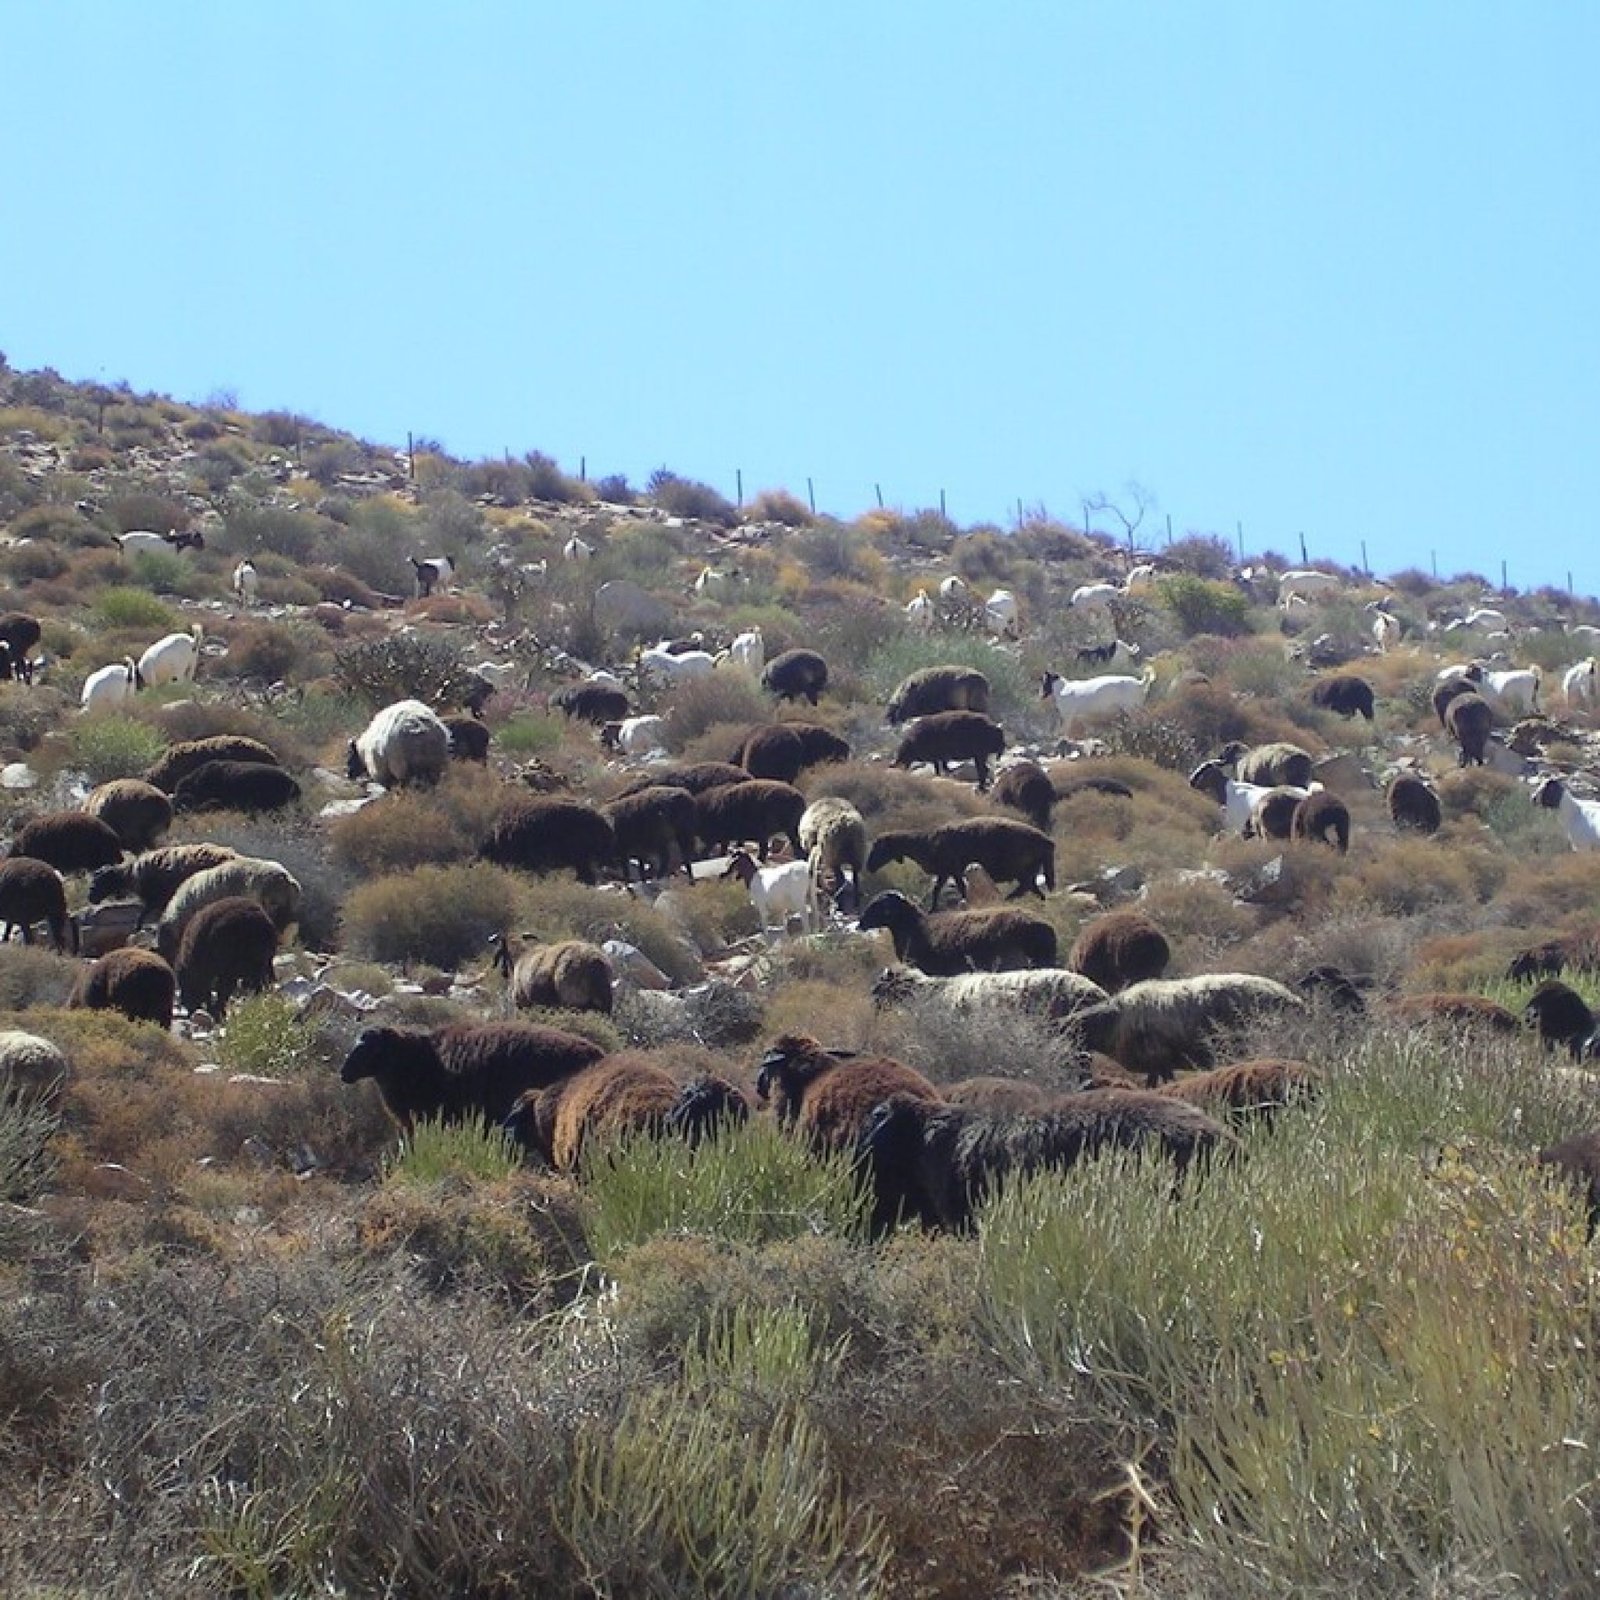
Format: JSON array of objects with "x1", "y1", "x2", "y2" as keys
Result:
[
  {"x1": 1474, "y1": 665, "x2": 1541, "y2": 717},
  {"x1": 1039, "y1": 669, "x2": 1153, "y2": 737},
  {"x1": 1562, "y1": 658, "x2": 1599, "y2": 709},
  {"x1": 231, "y1": 558, "x2": 258, "y2": 606},
  {"x1": 723, "y1": 849, "x2": 815, "y2": 934},
  {"x1": 1123, "y1": 562, "x2": 1159, "y2": 595},
  {"x1": 80, "y1": 657, "x2": 141, "y2": 712},
  {"x1": 1188, "y1": 760, "x2": 1310, "y2": 835},
  {"x1": 938, "y1": 575, "x2": 970, "y2": 602},
  {"x1": 723, "y1": 628, "x2": 765, "y2": 672},
  {"x1": 564, "y1": 536, "x2": 595, "y2": 561},
  {"x1": 639, "y1": 643, "x2": 716, "y2": 684},
  {"x1": 137, "y1": 625, "x2": 204, "y2": 688},
  {"x1": 1276, "y1": 569, "x2": 1343, "y2": 606},
  {"x1": 984, "y1": 589, "x2": 1020, "y2": 638},
  {"x1": 600, "y1": 715, "x2": 671, "y2": 757},
  {"x1": 693, "y1": 565, "x2": 731, "y2": 596},
  {"x1": 1070, "y1": 582, "x2": 1122, "y2": 612},
  {"x1": 905, "y1": 589, "x2": 935, "y2": 631},
  {"x1": 1533, "y1": 778, "x2": 1600, "y2": 852}
]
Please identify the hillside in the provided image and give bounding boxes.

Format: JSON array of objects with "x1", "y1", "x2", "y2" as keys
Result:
[{"x1": 4, "y1": 356, "x2": 1600, "y2": 1598}]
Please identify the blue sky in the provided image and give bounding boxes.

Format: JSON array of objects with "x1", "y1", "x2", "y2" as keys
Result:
[{"x1": 5, "y1": 4, "x2": 1597, "y2": 588}]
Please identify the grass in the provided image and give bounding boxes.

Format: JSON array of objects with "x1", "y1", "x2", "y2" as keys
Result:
[{"x1": 382, "y1": 1114, "x2": 521, "y2": 1185}]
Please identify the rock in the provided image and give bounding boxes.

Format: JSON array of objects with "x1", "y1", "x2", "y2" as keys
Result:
[
  {"x1": 603, "y1": 939, "x2": 673, "y2": 991},
  {"x1": 1311, "y1": 752, "x2": 1371, "y2": 792},
  {"x1": 1, "y1": 762, "x2": 38, "y2": 790},
  {"x1": 76, "y1": 898, "x2": 144, "y2": 958}
]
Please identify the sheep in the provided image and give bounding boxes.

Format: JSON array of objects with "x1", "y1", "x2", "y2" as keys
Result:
[
  {"x1": 172, "y1": 759, "x2": 302, "y2": 815},
  {"x1": 1291, "y1": 790, "x2": 1351, "y2": 853},
  {"x1": 136, "y1": 624, "x2": 204, "y2": 688},
  {"x1": 1433, "y1": 674, "x2": 1482, "y2": 728},
  {"x1": 1065, "y1": 974, "x2": 1305, "y2": 1085},
  {"x1": 1508, "y1": 926, "x2": 1600, "y2": 983},
  {"x1": 904, "y1": 590, "x2": 935, "y2": 631},
  {"x1": 616, "y1": 761, "x2": 750, "y2": 798},
  {"x1": 1445, "y1": 692, "x2": 1494, "y2": 767},
  {"x1": 1039, "y1": 670, "x2": 1153, "y2": 737},
  {"x1": 1249, "y1": 785, "x2": 1312, "y2": 841},
  {"x1": 9, "y1": 813, "x2": 123, "y2": 875},
  {"x1": 339, "y1": 1020, "x2": 605, "y2": 1132},
  {"x1": 145, "y1": 735, "x2": 280, "y2": 793},
  {"x1": 1448, "y1": 605, "x2": 1510, "y2": 633},
  {"x1": 1296, "y1": 964, "x2": 1370, "y2": 1012},
  {"x1": 154, "y1": 855, "x2": 302, "y2": 961},
  {"x1": 724, "y1": 849, "x2": 817, "y2": 934},
  {"x1": 603, "y1": 786, "x2": 699, "y2": 881},
  {"x1": 1309, "y1": 673, "x2": 1376, "y2": 721},
  {"x1": 939, "y1": 575, "x2": 971, "y2": 603},
  {"x1": 990, "y1": 760, "x2": 1054, "y2": 832},
  {"x1": 551, "y1": 682, "x2": 632, "y2": 725},
  {"x1": 174, "y1": 896, "x2": 279, "y2": 1019},
  {"x1": 1068, "y1": 910, "x2": 1172, "y2": 995},
  {"x1": 563, "y1": 536, "x2": 595, "y2": 562},
  {"x1": 599, "y1": 714, "x2": 670, "y2": 758},
  {"x1": 639, "y1": 642, "x2": 717, "y2": 685},
  {"x1": 1562, "y1": 657, "x2": 1599, "y2": 709},
  {"x1": 1521, "y1": 980, "x2": 1598, "y2": 1059},
  {"x1": 68, "y1": 947, "x2": 176, "y2": 1029},
  {"x1": 83, "y1": 779, "x2": 173, "y2": 853},
  {"x1": 663, "y1": 1073, "x2": 752, "y2": 1143},
  {"x1": 1188, "y1": 760, "x2": 1310, "y2": 836},
  {"x1": 942, "y1": 1077, "x2": 1062, "y2": 1114},
  {"x1": 885, "y1": 665, "x2": 992, "y2": 725},
  {"x1": 0, "y1": 612, "x2": 42, "y2": 664},
  {"x1": 1159, "y1": 1058, "x2": 1321, "y2": 1120},
  {"x1": 491, "y1": 935, "x2": 614, "y2": 1014},
  {"x1": 87, "y1": 842, "x2": 240, "y2": 923},
  {"x1": 855, "y1": 1089, "x2": 1227, "y2": 1234},
  {"x1": 0, "y1": 638, "x2": 33, "y2": 685},
  {"x1": 865, "y1": 818, "x2": 1055, "y2": 908},
  {"x1": 1276, "y1": 569, "x2": 1343, "y2": 606},
  {"x1": 870, "y1": 963, "x2": 1107, "y2": 1020},
  {"x1": 1053, "y1": 773, "x2": 1135, "y2": 802},
  {"x1": 755, "y1": 1033, "x2": 942, "y2": 1155},
  {"x1": 1473, "y1": 665, "x2": 1542, "y2": 717},
  {"x1": 346, "y1": 698, "x2": 451, "y2": 789},
  {"x1": 1531, "y1": 777, "x2": 1600, "y2": 852},
  {"x1": 1220, "y1": 740, "x2": 1315, "y2": 789},
  {"x1": 1386, "y1": 773, "x2": 1442, "y2": 834},
  {"x1": 858, "y1": 890, "x2": 1057, "y2": 975},
  {"x1": 761, "y1": 647, "x2": 829, "y2": 706},
  {"x1": 984, "y1": 588, "x2": 1020, "y2": 637},
  {"x1": 798, "y1": 796, "x2": 867, "y2": 908},
  {"x1": 1074, "y1": 638, "x2": 1142, "y2": 672},
  {"x1": 231, "y1": 558, "x2": 258, "y2": 606},
  {"x1": 692, "y1": 779, "x2": 806, "y2": 862},
  {"x1": 410, "y1": 554, "x2": 456, "y2": 597},
  {"x1": 80, "y1": 656, "x2": 141, "y2": 712},
  {"x1": 504, "y1": 1054, "x2": 688, "y2": 1169},
  {"x1": 441, "y1": 714, "x2": 491, "y2": 763},
  {"x1": 893, "y1": 710, "x2": 1007, "y2": 791},
  {"x1": 0, "y1": 1030, "x2": 71, "y2": 1112},
  {"x1": 1383, "y1": 993, "x2": 1520, "y2": 1034},
  {"x1": 0, "y1": 858, "x2": 76, "y2": 953},
  {"x1": 1538, "y1": 1130, "x2": 1600, "y2": 1237},
  {"x1": 736, "y1": 722, "x2": 850, "y2": 785},
  {"x1": 480, "y1": 797, "x2": 616, "y2": 884},
  {"x1": 1070, "y1": 582, "x2": 1123, "y2": 612}
]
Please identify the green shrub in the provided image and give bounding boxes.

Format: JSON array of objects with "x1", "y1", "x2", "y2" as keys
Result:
[
  {"x1": 1158, "y1": 573, "x2": 1253, "y2": 638},
  {"x1": 496, "y1": 711, "x2": 564, "y2": 756},
  {"x1": 93, "y1": 586, "x2": 174, "y2": 631},
  {"x1": 69, "y1": 715, "x2": 168, "y2": 783},
  {"x1": 382, "y1": 1114, "x2": 521, "y2": 1186},
  {"x1": 341, "y1": 863, "x2": 520, "y2": 968},
  {"x1": 220, "y1": 994, "x2": 317, "y2": 1080}
]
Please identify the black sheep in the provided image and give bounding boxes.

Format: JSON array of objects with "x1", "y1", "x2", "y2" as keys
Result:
[
  {"x1": 1445, "y1": 692, "x2": 1493, "y2": 767},
  {"x1": 551, "y1": 682, "x2": 631, "y2": 725},
  {"x1": 0, "y1": 857, "x2": 77, "y2": 952},
  {"x1": 615, "y1": 761, "x2": 750, "y2": 798},
  {"x1": 885, "y1": 666, "x2": 991, "y2": 726},
  {"x1": 1296, "y1": 964, "x2": 1370, "y2": 1013},
  {"x1": 865, "y1": 818, "x2": 1055, "y2": 908},
  {"x1": 1522, "y1": 980, "x2": 1598, "y2": 1059},
  {"x1": 9, "y1": 813, "x2": 124, "y2": 875},
  {"x1": 1309, "y1": 673, "x2": 1376, "y2": 721},
  {"x1": 145, "y1": 735, "x2": 280, "y2": 794},
  {"x1": 692, "y1": 779, "x2": 806, "y2": 861},
  {"x1": 761, "y1": 648, "x2": 829, "y2": 706},
  {"x1": 893, "y1": 710, "x2": 1007, "y2": 791},
  {"x1": 1386, "y1": 773, "x2": 1441, "y2": 834},
  {"x1": 736, "y1": 722, "x2": 850, "y2": 785},
  {"x1": 442, "y1": 714, "x2": 491, "y2": 763},
  {"x1": 340, "y1": 1020, "x2": 604, "y2": 1131},
  {"x1": 1291, "y1": 790, "x2": 1351, "y2": 853},
  {"x1": 602, "y1": 786, "x2": 699, "y2": 882},
  {"x1": 172, "y1": 760, "x2": 302, "y2": 816},
  {"x1": 858, "y1": 890, "x2": 1057, "y2": 974},
  {"x1": 856, "y1": 1090, "x2": 1227, "y2": 1234},
  {"x1": 480, "y1": 797, "x2": 616, "y2": 884},
  {"x1": 1508, "y1": 926, "x2": 1600, "y2": 983},
  {"x1": 68, "y1": 947, "x2": 176, "y2": 1029},
  {"x1": 1068, "y1": 910, "x2": 1171, "y2": 995},
  {"x1": 175, "y1": 896, "x2": 278, "y2": 1019},
  {"x1": 663, "y1": 1073, "x2": 753, "y2": 1143},
  {"x1": 1539, "y1": 1130, "x2": 1600, "y2": 1237},
  {"x1": 83, "y1": 778, "x2": 174, "y2": 853},
  {"x1": 1432, "y1": 673, "x2": 1481, "y2": 728},
  {"x1": 990, "y1": 760, "x2": 1055, "y2": 832}
]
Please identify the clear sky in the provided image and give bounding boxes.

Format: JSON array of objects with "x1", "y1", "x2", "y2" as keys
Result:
[{"x1": 5, "y1": 3, "x2": 1597, "y2": 588}]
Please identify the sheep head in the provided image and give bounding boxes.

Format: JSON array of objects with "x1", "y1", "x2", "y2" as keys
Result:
[
  {"x1": 858, "y1": 890, "x2": 916, "y2": 935},
  {"x1": 339, "y1": 1025, "x2": 412, "y2": 1084}
]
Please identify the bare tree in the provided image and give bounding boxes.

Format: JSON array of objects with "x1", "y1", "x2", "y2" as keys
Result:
[{"x1": 1082, "y1": 482, "x2": 1156, "y2": 548}]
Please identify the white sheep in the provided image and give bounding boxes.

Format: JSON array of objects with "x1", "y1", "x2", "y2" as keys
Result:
[
  {"x1": 1039, "y1": 669, "x2": 1153, "y2": 737},
  {"x1": 601, "y1": 714, "x2": 671, "y2": 757},
  {"x1": 154, "y1": 855, "x2": 303, "y2": 960},
  {"x1": 346, "y1": 699, "x2": 451, "y2": 788},
  {"x1": 137, "y1": 625, "x2": 204, "y2": 688},
  {"x1": 1276, "y1": 569, "x2": 1343, "y2": 606},
  {"x1": 639, "y1": 643, "x2": 716, "y2": 684},
  {"x1": 904, "y1": 589, "x2": 935, "y2": 631},
  {"x1": 1123, "y1": 562, "x2": 1159, "y2": 595},
  {"x1": 984, "y1": 589, "x2": 1020, "y2": 638},
  {"x1": 1532, "y1": 778, "x2": 1600, "y2": 852},
  {"x1": 231, "y1": 558, "x2": 258, "y2": 606},
  {"x1": 80, "y1": 657, "x2": 141, "y2": 712},
  {"x1": 871, "y1": 963, "x2": 1108, "y2": 1020},
  {"x1": 798, "y1": 796, "x2": 867, "y2": 913},
  {"x1": 564, "y1": 536, "x2": 595, "y2": 561},
  {"x1": 0, "y1": 1028, "x2": 71, "y2": 1109},
  {"x1": 723, "y1": 848, "x2": 816, "y2": 935},
  {"x1": 1562, "y1": 658, "x2": 1598, "y2": 709},
  {"x1": 938, "y1": 575, "x2": 970, "y2": 602}
]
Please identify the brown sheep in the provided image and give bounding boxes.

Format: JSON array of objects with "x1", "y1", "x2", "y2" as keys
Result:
[
  {"x1": 442, "y1": 714, "x2": 491, "y2": 763},
  {"x1": 615, "y1": 761, "x2": 750, "y2": 798},
  {"x1": 736, "y1": 722, "x2": 850, "y2": 785},
  {"x1": 504, "y1": 1054, "x2": 683, "y2": 1170},
  {"x1": 1386, "y1": 773, "x2": 1441, "y2": 834},
  {"x1": 1508, "y1": 926, "x2": 1600, "y2": 983},
  {"x1": 1384, "y1": 992, "x2": 1520, "y2": 1035},
  {"x1": 1291, "y1": 790, "x2": 1351, "y2": 853},
  {"x1": 1247, "y1": 787, "x2": 1306, "y2": 841},
  {"x1": 83, "y1": 779, "x2": 174, "y2": 853},
  {"x1": 1222, "y1": 740, "x2": 1316, "y2": 788},
  {"x1": 0, "y1": 857, "x2": 76, "y2": 953},
  {"x1": 893, "y1": 710, "x2": 1007, "y2": 791},
  {"x1": 1159, "y1": 1058, "x2": 1321, "y2": 1120},
  {"x1": 550, "y1": 682, "x2": 631, "y2": 724},
  {"x1": 1068, "y1": 910, "x2": 1171, "y2": 995},
  {"x1": 858, "y1": 890, "x2": 1058, "y2": 975},
  {"x1": 9, "y1": 813, "x2": 123, "y2": 875},
  {"x1": 865, "y1": 818, "x2": 1055, "y2": 908},
  {"x1": 692, "y1": 779, "x2": 806, "y2": 862},
  {"x1": 990, "y1": 760, "x2": 1054, "y2": 832},
  {"x1": 1433, "y1": 674, "x2": 1480, "y2": 728},
  {"x1": 175, "y1": 896, "x2": 278, "y2": 1019},
  {"x1": 755, "y1": 1033, "x2": 942, "y2": 1154},
  {"x1": 885, "y1": 666, "x2": 991, "y2": 726},
  {"x1": 1309, "y1": 674, "x2": 1375, "y2": 721},
  {"x1": 1539, "y1": 1130, "x2": 1600, "y2": 1237},
  {"x1": 1445, "y1": 692, "x2": 1494, "y2": 767},
  {"x1": 491, "y1": 935, "x2": 614, "y2": 1014},
  {"x1": 602, "y1": 786, "x2": 699, "y2": 882},
  {"x1": 943, "y1": 1076, "x2": 1062, "y2": 1114},
  {"x1": 87, "y1": 842, "x2": 240, "y2": 923},
  {"x1": 761, "y1": 648, "x2": 829, "y2": 706},
  {"x1": 663, "y1": 1073, "x2": 753, "y2": 1143},
  {"x1": 480, "y1": 797, "x2": 616, "y2": 884},
  {"x1": 68, "y1": 947, "x2": 176, "y2": 1029},
  {"x1": 171, "y1": 760, "x2": 301, "y2": 815},
  {"x1": 145, "y1": 735, "x2": 280, "y2": 794},
  {"x1": 1521, "y1": 980, "x2": 1598, "y2": 1059}
]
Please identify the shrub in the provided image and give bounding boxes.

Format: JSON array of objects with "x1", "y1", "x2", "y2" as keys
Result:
[
  {"x1": 1164, "y1": 533, "x2": 1236, "y2": 579},
  {"x1": 1158, "y1": 574, "x2": 1253, "y2": 638},
  {"x1": 220, "y1": 994, "x2": 317, "y2": 1080},
  {"x1": 104, "y1": 492, "x2": 190, "y2": 537},
  {"x1": 93, "y1": 587, "x2": 174, "y2": 631},
  {"x1": 333, "y1": 634, "x2": 479, "y2": 712},
  {"x1": 746, "y1": 487, "x2": 813, "y2": 526},
  {"x1": 647, "y1": 468, "x2": 738, "y2": 527},
  {"x1": 382, "y1": 1114, "x2": 521, "y2": 1186},
  {"x1": 328, "y1": 772, "x2": 506, "y2": 878},
  {"x1": 341, "y1": 863, "x2": 520, "y2": 969},
  {"x1": 0, "y1": 945, "x2": 78, "y2": 1011},
  {"x1": 223, "y1": 619, "x2": 330, "y2": 683},
  {"x1": 0, "y1": 683, "x2": 71, "y2": 751},
  {"x1": 495, "y1": 712, "x2": 564, "y2": 756},
  {"x1": 660, "y1": 672, "x2": 766, "y2": 746},
  {"x1": 0, "y1": 1090, "x2": 57, "y2": 1204},
  {"x1": 69, "y1": 715, "x2": 168, "y2": 783}
]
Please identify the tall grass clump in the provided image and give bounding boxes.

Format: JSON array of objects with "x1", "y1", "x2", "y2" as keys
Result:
[
  {"x1": 220, "y1": 993, "x2": 317, "y2": 1080},
  {"x1": 0, "y1": 1090, "x2": 58, "y2": 1205},
  {"x1": 382, "y1": 1114, "x2": 521, "y2": 1186}
]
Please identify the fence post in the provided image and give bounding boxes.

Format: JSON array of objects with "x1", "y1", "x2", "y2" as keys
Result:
[
  {"x1": 580, "y1": 455, "x2": 586, "y2": 482},
  {"x1": 1298, "y1": 531, "x2": 1307, "y2": 565},
  {"x1": 875, "y1": 483, "x2": 884, "y2": 509},
  {"x1": 736, "y1": 469, "x2": 743, "y2": 507},
  {"x1": 1166, "y1": 513, "x2": 1173, "y2": 546},
  {"x1": 1236, "y1": 524, "x2": 1244, "y2": 561},
  {"x1": 1361, "y1": 540, "x2": 1369, "y2": 576},
  {"x1": 1017, "y1": 498, "x2": 1025, "y2": 528},
  {"x1": 407, "y1": 432, "x2": 415, "y2": 481},
  {"x1": 939, "y1": 488, "x2": 946, "y2": 520},
  {"x1": 807, "y1": 477, "x2": 816, "y2": 515},
  {"x1": 1502, "y1": 559, "x2": 1509, "y2": 592},
  {"x1": 1431, "y1": 549, "x2": 1437, "y2": 578}
]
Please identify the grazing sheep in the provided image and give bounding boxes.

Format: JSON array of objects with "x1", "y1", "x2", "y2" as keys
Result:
[
  {"x1": 799, "y1": 796, "x2": 867, "y2": 908},
  {"x1": 172, "y1": 760, "x2": 302, "y2": 815},
  {"x1": 480, "y1": 797, "x2": 616, "y2": 884},
  {"x1": 1445, "y1": 692, "x2": 1494, "y2": 767},
  {"x1": 1276, "y1": 569, "x2": 1343, "y2": 606},
  {"x1": 0, "y1": 858, "x2": 76, "y2": 952},
  {"x1": 346, "y1": 699, "x2": 451, "y2": 789},
  {"x1": 616, "y1": 761, "x2": 750, "y2": 798},
  {"x1": 83, "y1": 779, "x2": 173, "y2": 853},
  {"x1": 136, "y1": 625, "x2": 204, "y2": 688},
  {"x1": 491, "y1": 935, "x2": 614, "y2": 1014},
  {"x1": 755, "y1": 1033, "x2": 942, "y2": 1154},
  {"x1": 865, "y1": 818, "x2": 1055, "y2": 907},
  {"x1": 1052, "y1": 772, "x2": 1136, "y2": 803},
  {"x1": 603, "y1": 785, "x2": 699, "y2": 881},
  {"x1": 1068, "y1": 910, "x2": 1172, "y2": 995},
  {"x1": 1433, "y1": 673, "x2": 1482, "y2": 728},
  {"x1": 1508, "y1": 927, "x2": 1600, "y2": 984},
  {"x1": 990, "y1": 760, "x2": 1054, "y2": 832},
  {"x1": 145, "y1": 735, "x2": 280, "y2": 793},
  {"x1": 1562, "y1": 657, "x2": 1599, "y2": 710},
  {"x1": 1531, "y1": 778, "x2": 1600, "y2": 852},
  {"x1": 1538, "y1": 1130, "x2": 1600, "y2": 1237},
  {"x1": 856, "y1": 1089, "x2": 1227, "y2": 1234},
  {"x1": 1159, "y1": 1058, "x2": 1321, "y2": 1120},
  {"x1": 154, "y1": 855, "x2": 302, "y2": 961},
  {"x1": 87, "y1": 842, "x2": 240, "y2": 923},
  {"x1": 1384, "y1": 993, "x2": 1520, "y2": 1034},
  {"x1": 943, "y1": 1077, "x2": 1061, "y2": 1114},
  {"x1": 231, "y1": 558, "x2": 258, "y2": 606},
  {"x1": 9, "y1": 813, "x2": 123, "y2": 875},
  {"x1": 692, "y1": 779, "x2": 807, "y2": 862},
  {"x1": 340, "y1": 1020, "x2": 604, "y2": 1131},
  {"x1": 0, "y1": 612, "x2": 42, "y2": 664},
  {"x1": 1220, "y1": 740, "x2": 1316, "y2": 789},
  {"x1": 870, "y1": 963, "x2": 1107, "y2": 1020},
  {"x1": 0, "y1": 1030, "x2": 71, "y2": 1111},
  {"x1": 1039, "y1": 670, "x2": 1153, "y2": 737},
  {"x1": 663, "y1": 1073, "x2": 752, "y2": 1143},
  {"x1": 893, "y1": 710, "x2": 1007, "y2": 791},
  {"x1": 736, "y1": 722, "x2": 850, "y2": 784},
  {"x1": 441, "y1": 713, "x2": 491, "y2": 763},
  {"x1": 1189, "y1": 760, "x2": 1311, "y2": 835},
  {"x1": 504, "y1": 1054, "x2": 685, "y2": 1169},
  {"x1": 858, "y1": 890, "x2": 1057, "y2": 974},
  {"x1": 1066, "y1": 974, "x2": 1305, "y2": 1084},
  {"x1": 551, "y1": 682, "x2": 632, "y2": 725},
  {"x1": 1291, "y1": 790, "x2": 1351, "y2": 853},
  {"x1": 80, "y1": 656, "x2": 141, "y2": 712},
  {"x1": 410, "y1": 554, "x2": 456, "y2": 597},
  {"x1": 1386, "y1": 773, "x2": 1442, "y2": 835},
  {"x1": 885, "y1": 665, "x2": 992, "y2": 726},
  {"x1": 1309, "y1": 673, "x2": 1376, "y2": 721},
  {"x1": 1296, "y1": 965, "x2": 1370, "y2": 1012},
  {"x1": 724, "y1": 849, "x2": 817, "y2": 934},
  {"x1": 761, "y1": 647, "x2": 829, "y2": 706},
  {"x1": 175, "y1": 896, "x2": 279, "y2": 1019},
  {"x1": 1521, "y1": 980, "x2": 1598, "y2": 1059},
  {"x1": 0, "y1": 639, "x2": 31, "y2": 684},
  {"x1": 599, "y1": 714, "x2": 670, "y2": 758},
  {"x1": 68, "y1": 947, "x2": 176, "y2": 1029}
]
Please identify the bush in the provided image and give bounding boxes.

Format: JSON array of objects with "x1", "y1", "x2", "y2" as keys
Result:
[
  {"x1": 328, "y1": 773, "x2": 506, "y2": 878},
  {"x1": 382, "y1": 1114, "x2": 521, "y2": 1186},
  {"x1": 1158, "y1": 574, "x2": 1253, "y2": 638},
  {"x1": 496, "y1": 712, "x2": 564, "y2": 757},
  {"x1": 746, "y1": 487, "x2": 813, "y2": 526},
  {"x1": 660, "y1": 672, "x2": 767, "y2": 746},
  {"x1": 93, "y1": 587, "x2": 174, "y2": 631},
  {"x1": 69, "y1": 715, "x2": 168, "y2": 783},
  {"x1": 647, "y1": 468, "x2": 738, "y2": 527},
  {"x1": 0, "y1": 1090, "x2": 58, "y2": 1204},
  {"x1": 333, "y1": 634, "x2": 480, "y2": 713},
  {"x1": 220, "y1": 994, "x2": 317, "y2": 1080},
  {"x1": 1165, "y1": 533, "x2": 1236, "y2": 579},
  {"x1": 341, "y1": 863, "x2": 520, "y2": 969}
]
